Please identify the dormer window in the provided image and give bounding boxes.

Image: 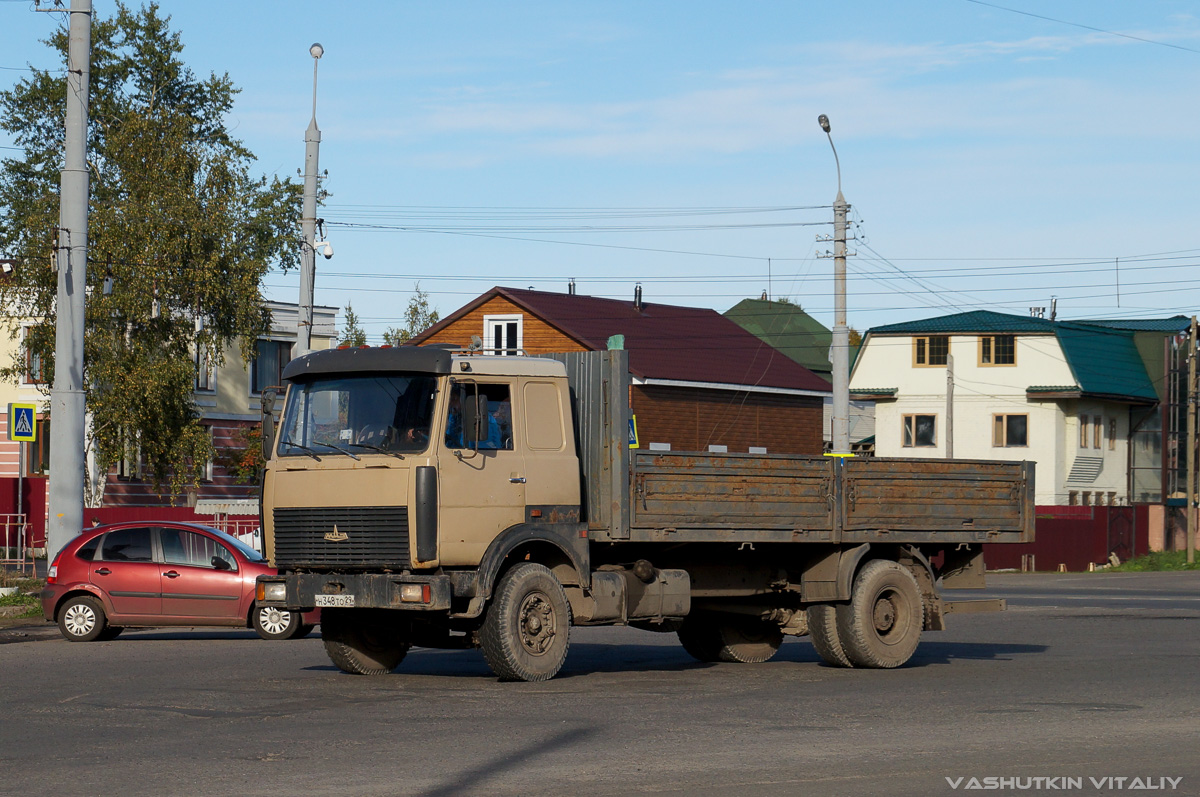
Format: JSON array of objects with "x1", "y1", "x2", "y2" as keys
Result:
[
  {"x1": 979, "y1": 334, "x2": 1016, "y2": 366},
  {"x1": 913, "y1": 336, "x2": 949, "y2": 366},
  {"x1": 483, "y1": 314, "x2": 523, "y2": 356}
]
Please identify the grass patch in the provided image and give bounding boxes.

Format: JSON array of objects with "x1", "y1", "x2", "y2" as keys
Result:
[
  {"x1": 0, "y1": 573, "x2": 44, "y2": 620},
  {"x1": 1109, "y1": 551, "x2": 1200, "y2": 572}
]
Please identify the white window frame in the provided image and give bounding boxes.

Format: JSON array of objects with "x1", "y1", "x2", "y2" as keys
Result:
[{"x1": 483, "y1": 314, "x2": 523, "y2": 356}]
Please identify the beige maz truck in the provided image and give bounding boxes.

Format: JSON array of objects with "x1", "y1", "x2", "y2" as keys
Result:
[{"x1": 256, "y1": 346, "x2": 1034, "y2": 682}]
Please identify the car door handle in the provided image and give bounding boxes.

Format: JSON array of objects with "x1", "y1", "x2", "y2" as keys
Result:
[
  {"x1": 164, "y1": 570, "x2": 181, "y2": 579},
  {"x1": 510, "y1": 476, "x2": 526, "y2": 484},
  {"x1": 94, "y1": 568, "x2": 111, "y2": 576}
]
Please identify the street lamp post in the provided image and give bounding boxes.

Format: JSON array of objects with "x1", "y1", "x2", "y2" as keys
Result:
[
  {"x1": 294, "y1": 42, "x2": 323, "y2": 360},
  {"x1": 819, "y1": 114, "x2": 851, "y2": 457}
]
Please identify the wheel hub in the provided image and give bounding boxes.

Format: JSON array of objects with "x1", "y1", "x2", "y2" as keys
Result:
[
  {"x1": 518, "y1": 593, "x2": 556, "y2": 656},
  {"x1": 872, "y1": 596, "x2": 896, "y2": 632}
]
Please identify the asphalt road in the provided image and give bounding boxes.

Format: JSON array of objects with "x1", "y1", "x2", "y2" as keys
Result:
[{"x1": 1, "y1": 571, "x2": 1198, "y2": 797}]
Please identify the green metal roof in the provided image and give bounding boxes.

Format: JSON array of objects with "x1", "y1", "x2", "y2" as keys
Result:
[
  {"x1": 1073, "y1": 316, "x2": 1191, "y2": 333},
  {"x1": 865, "y1": 310, "x2": 1159, "y2": 404},
  {"x1": 870, "y1": 310, "x2": 1057, "y2": 335},
  {"x1": 724, "y1": 298, "x2": 832, "y2": 375}
]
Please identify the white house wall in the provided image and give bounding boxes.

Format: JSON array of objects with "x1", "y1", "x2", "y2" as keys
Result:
[{"x1": 852, "y1": 333, "x2": 1131, "y2": 505}]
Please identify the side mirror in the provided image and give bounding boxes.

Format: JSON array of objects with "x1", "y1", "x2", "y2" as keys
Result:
[
  {"x1": 260, "y1": 388, "x2": 277, "y2": 461},
  {"x1": 211, "y1": 556, "x2": 233, "y2": 571},
  {"x1": 460, "y1": 393, "x2": 489, "y2": 444}
]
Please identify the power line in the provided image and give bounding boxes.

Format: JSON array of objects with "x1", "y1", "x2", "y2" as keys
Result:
[{"x1": 964, "y1": 0, "x2": 1200, "y2": 55}]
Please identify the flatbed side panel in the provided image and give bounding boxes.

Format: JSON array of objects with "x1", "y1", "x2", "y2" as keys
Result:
[
  {"x1": 841, "y1": 457, "x2": 1032, "y2": 538},
  {"x1": 629, "y1": 452, "x2": 835, "y2": 534}
]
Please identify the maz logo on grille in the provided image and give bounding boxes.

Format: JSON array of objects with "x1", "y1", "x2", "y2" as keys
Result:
[{"x1": 324, "y1": 525, "x2": 349, "y2": 542}]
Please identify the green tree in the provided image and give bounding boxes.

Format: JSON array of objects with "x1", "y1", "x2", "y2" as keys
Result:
[
  {"x1": 382, "y1": 283, "x2": 440, "y2": 345},
  {"x1": 0, "y1": 3, "x2": 300, "y2": 497},
  {"x1": 339, "y1": 303, "x2": 367, "y2": 347}
]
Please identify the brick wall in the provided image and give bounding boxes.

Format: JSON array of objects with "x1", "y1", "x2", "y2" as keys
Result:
[{"x1": 632, "y1": 385, "x2": 823, "y2": 455}]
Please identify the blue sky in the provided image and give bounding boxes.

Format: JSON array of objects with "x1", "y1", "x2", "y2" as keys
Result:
[{"x1": 3, "y1": 1, "x2": 1200, "y2": 341}]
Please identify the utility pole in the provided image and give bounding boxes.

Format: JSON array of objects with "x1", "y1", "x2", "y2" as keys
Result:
[
  {"x1": 818, "y1": 115, "x2": 852, "y2": 457},
  {"x1": 946, "y1": 354, "x2": 955, "y2": 459},
  {"x1": 46, "y1": 0, "x2": 92, "y2": 562},
  {"x1": 294, "y1": 43, "x2": 324, "y2": 360},
  {"x1": 1188, "y1": 315, "x2": 1196, "y2": 564}
]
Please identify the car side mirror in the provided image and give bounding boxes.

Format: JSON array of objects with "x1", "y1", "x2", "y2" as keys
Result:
[{"x1": 211, "y1": 556, "x2": 233, "y2": 571}]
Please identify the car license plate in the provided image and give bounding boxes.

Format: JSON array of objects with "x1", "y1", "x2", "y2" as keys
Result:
[{"x1": 314, "y1": 594, "x2": 355, "y2": 607}]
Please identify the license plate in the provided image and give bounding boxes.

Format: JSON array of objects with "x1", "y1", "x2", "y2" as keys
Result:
[{"x1": 314, "y1": 594, "x2": 355, "y2": 607}]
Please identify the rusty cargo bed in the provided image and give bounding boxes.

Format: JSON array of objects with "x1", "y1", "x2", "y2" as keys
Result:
[{"x1": 601, "y1": 452, "x2": 1034, "y2": 545}]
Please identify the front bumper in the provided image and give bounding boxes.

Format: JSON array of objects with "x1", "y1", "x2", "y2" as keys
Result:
[{"x1": 257, "y1": 573, "x2": 453, "y2": 612}]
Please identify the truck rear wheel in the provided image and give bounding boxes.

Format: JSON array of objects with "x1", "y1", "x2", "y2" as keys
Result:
[
  {"x1": 677, "y1": 613, "x2": 783, "y2": 664},
  {"x1": 806, "y1": 604, "x2": 852, "y2": 667},
  {"x1": 835, "y1": 559, "x2": 924, "y2": 669},
  {"x1": 321, "y1": 609, "x2": 410, "y2": 675},
  {"x1": 479, "y1": 563, "x2": 572, "y2": 682}
]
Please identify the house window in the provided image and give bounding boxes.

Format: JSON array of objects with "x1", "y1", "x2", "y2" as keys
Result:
[
  {"x1": 116, "y1": 435, "x2": 142, "y2": 481},
  {"x1": 902, "y1": 414, "x2": 937, "y2": 447},
  {"x1": 1069, "y1": 491, "x2": 1079, "y2": 506},
  {"x1": 483, "y1": 315, "x2": 523, "y2": 356},
  {"x1": 22, "y1": 325, "x2": 48, "y2": 384},
  {"x1": 1093, "y1": 415, "x2": 1102, "y2": 449},
  {"x1": 992, "y1": 414, "x2": 1028, "y2": 447},
  {"x1": 979, "y1": 334, "x2": 1016, "y2": 366},
  {"x1": 25, "y1": 419, "x2": 50, "y2": 475},
  {"x1": 252, "y1": 339, "x2": 291, "y2": 394},
  {"x1": 1107, "y1": 417, "x2": 1116, "y2": 451},
  {"x1": 195, "y1": 343, "x2": 213, "y2": 392},
  {"x1": 1079, "y1": 416, "x2": 1090, "y2": 448},
  {"x1": 913, "y1": 336, "x2": 949, "y2": 366}
]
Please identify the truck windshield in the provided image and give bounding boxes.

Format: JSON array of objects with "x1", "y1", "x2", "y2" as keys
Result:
[{"x1": 278, "y1": 374, "x2": 438, "y2": 457}]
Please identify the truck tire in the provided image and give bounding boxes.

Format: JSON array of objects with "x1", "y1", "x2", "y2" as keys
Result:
[
  {"x1": 835, "y1": 559, "x2": 924, "y2": 669},
  {"x1": 806, "y1": 604, "x2": 852, "y2": 667},
  {"x1": 479, "y1": 563, "x2": 571, "y2": 682},
  {"x1": 321, "y1": 609, "x2": 410, "y2": 675},
  {"x1": 677, "y1": 613, "x2": 783, "y2": 664}
]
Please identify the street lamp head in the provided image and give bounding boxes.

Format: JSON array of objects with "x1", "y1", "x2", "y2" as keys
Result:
[
  {"x1": 818, "y1": 114, "x2": 831, "y2": 134},
  {"x1": 310, "y1": 42, "x2": 324, "y2": 59}
]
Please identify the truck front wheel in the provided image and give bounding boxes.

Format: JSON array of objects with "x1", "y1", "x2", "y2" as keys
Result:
[
  {"x1": 321, "y1": 608, "x2": 410, "y2": 675},
  {"x1": 677, "y1": 613, "x2": 783, "y2": 664},
  {"x1": 835, "y1": 559, "x2": 924, "y2": 668},
  {"x1": 479, "y1": 563, "x2": 571, "y2": 682}
]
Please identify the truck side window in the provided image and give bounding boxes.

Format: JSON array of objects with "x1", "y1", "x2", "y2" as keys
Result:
[{"x1": 447, "y1": 383, "x2": 513, "y2": 451}]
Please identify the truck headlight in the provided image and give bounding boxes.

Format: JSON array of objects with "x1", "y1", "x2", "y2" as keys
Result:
[{"x1": 257, "y1": 582, "x2": 287, "y2": 602}]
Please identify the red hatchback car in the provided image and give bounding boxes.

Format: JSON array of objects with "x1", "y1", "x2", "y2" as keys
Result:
[{"x1": 41, "y1": 522, "x2": 318, "y2": 642}]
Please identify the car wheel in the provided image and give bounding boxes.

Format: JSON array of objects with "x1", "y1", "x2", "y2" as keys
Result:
[
  {"x1": 58, "y1": 595, "x2": 108, "y2": 642},
  {"x1": 253, "y1": 604, "x2": 303, "y2": 640}
]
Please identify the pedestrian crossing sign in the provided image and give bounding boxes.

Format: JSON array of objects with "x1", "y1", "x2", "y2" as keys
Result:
[{"x1": 7, "y1": 403, "x2": 36, "y2": 442}]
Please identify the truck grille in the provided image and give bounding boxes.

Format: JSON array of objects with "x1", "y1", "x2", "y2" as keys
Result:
[{"x1": 273, "y1": 507, "x2": 410, "y2": 569}]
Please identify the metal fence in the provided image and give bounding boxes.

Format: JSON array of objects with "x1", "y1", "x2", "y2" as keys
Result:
[{"x1": 0, "y1": 514, "x2": 31, "y2": 574}]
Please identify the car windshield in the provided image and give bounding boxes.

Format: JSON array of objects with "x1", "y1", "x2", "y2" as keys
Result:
[
  {"x1": 205, "y1": 527, "x2": 267, "y2": 562},
  {"x1": 277, "y1": 374, "x2": 438, "y2": 456}
]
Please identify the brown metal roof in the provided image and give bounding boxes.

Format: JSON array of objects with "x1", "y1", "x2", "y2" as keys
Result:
[{"x1": 417, "y1": 287, "x2": 831, "y2": 393}]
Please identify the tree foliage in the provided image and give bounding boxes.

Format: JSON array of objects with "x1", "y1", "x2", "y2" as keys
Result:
[
  {"x1": 339, "y1": 303, "x2": 367, "y2": 347},
  {"x1": 382, "y1": 284, "x2": 440, "y2": 346},
  {"x1": 0, "y1": 3, "x2": 300, "y2": 497}
]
